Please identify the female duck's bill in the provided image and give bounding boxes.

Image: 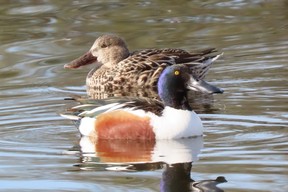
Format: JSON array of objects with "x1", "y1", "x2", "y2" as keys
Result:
[
  {"x1": 64, "y1": 34, "x2": 223, "y2": 98},
  {"x1": 61, "y1": 64, "x2": 223, "y2": 140}
]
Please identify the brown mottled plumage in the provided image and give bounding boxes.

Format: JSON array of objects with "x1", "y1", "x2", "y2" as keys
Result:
[{"x1": 65, "y1": 34, "x2": 222, "y2": 99}]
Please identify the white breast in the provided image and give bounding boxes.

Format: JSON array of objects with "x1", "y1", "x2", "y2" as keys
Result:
[{"x1": 150, "y1": 106, "x2": 203, "y2": 139}]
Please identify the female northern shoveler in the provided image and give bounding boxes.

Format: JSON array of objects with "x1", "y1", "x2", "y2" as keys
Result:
[
  {"x1": 61, "y1": 64, "x2": 223, "y2": 140},
  {"x1": 64, "y1": 34, "x2": 223, "y2": 98}
]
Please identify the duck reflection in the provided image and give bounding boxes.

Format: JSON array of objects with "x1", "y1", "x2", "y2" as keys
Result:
[
  {"x1": 72, "y1": 137, "x2": 226, "y2": 191},
  {"x1": 87, "y1": 86, "x2": 159, "y2": 100},
  {"x1": 161, "y1": 163, "x2": 227, "y2": 192},
  {"x1": 79, "y1": 137, "x2": 202, "y2": 165}
]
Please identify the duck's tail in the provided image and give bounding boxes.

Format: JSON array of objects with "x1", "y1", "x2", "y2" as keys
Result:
[{"x1": 187, "y1": 52, "x2": 223, "y2": 80}]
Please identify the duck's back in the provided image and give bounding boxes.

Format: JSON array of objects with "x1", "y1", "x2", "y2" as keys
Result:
[
  {"x1": 86, "y1": 48, "x2": 220, "y2": 98},
  {"x1": 87, "y1": 51, "x2": 173, "y2": 94}
]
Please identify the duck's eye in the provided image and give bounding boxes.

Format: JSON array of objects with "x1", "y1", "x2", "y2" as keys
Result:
[
  {"x1": 174, "y1": 70, "x2": 180, "y2": 76},
  {"x1": 100, "y1": 43, "x2": 108, "y2": 48}
]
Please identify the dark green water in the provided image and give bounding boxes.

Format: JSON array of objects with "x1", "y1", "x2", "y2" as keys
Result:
[{"x1": 0, "y1": 1, "x2": 287, "y2": 191}]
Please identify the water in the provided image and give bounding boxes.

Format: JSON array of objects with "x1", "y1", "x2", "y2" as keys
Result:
[{"x1": 0, "y1": 0, "x2": 287, "y2": 191}]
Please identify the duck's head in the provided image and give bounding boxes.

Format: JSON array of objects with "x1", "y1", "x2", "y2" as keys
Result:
[
  {"x1": 64, "y1": 34, "x2": 130, "y2": 69},
  {"x1": 157, "y1": 64, "x2": 223, "y2": 110}
]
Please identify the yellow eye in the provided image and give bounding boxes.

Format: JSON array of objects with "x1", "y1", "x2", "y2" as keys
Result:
[{"x1": 174, "y1": 70, "x2": 180, "y2": 76}]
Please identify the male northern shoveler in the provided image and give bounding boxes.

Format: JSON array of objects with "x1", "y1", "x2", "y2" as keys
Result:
[
  {"x1": 64, "y1": 34, "x2": 223, "y2": 98},
  {"x1": 61, "y1": 64, "x2": 223, "y2": 140}
]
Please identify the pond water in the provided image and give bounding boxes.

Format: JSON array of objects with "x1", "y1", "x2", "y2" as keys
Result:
[{"x1": 0, "y1": 0, "x2": 287, "y2": 191}]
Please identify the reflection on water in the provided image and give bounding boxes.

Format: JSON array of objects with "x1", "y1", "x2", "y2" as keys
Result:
[
  {"x1": 161, "y1": 163, "x2": 226, "y2": 192},
  {"x1": 73, "y1": 137, "x2": 226, "y2": 191},
  {"x1": 78, "y1": 137, "x2": 203, "y2": 164},
  {"x1": 0, "y1": 0, "x2": 288, "y2": 191}
]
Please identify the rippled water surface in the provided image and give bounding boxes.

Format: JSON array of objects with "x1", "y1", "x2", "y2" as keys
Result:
[{"x1": 0, "y1": 0, "x2": 287, "y2": 191}]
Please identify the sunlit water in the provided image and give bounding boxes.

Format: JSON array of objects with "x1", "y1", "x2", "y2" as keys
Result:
[{"x1": 0, "y1": 1, "x2": 287, "y2": 191}]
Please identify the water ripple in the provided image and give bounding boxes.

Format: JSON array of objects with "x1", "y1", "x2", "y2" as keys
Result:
[{"x1": 0, "y1": 1, "x2": 287, "y2": 191}]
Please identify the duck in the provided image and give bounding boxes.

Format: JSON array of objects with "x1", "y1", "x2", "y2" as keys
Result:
[
  {"x1": 64, "y1": 34, "x2": 223, "y2": 99},
  {"x1": 61, "y1": 64, "x2": 223, "y2": 140}
]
